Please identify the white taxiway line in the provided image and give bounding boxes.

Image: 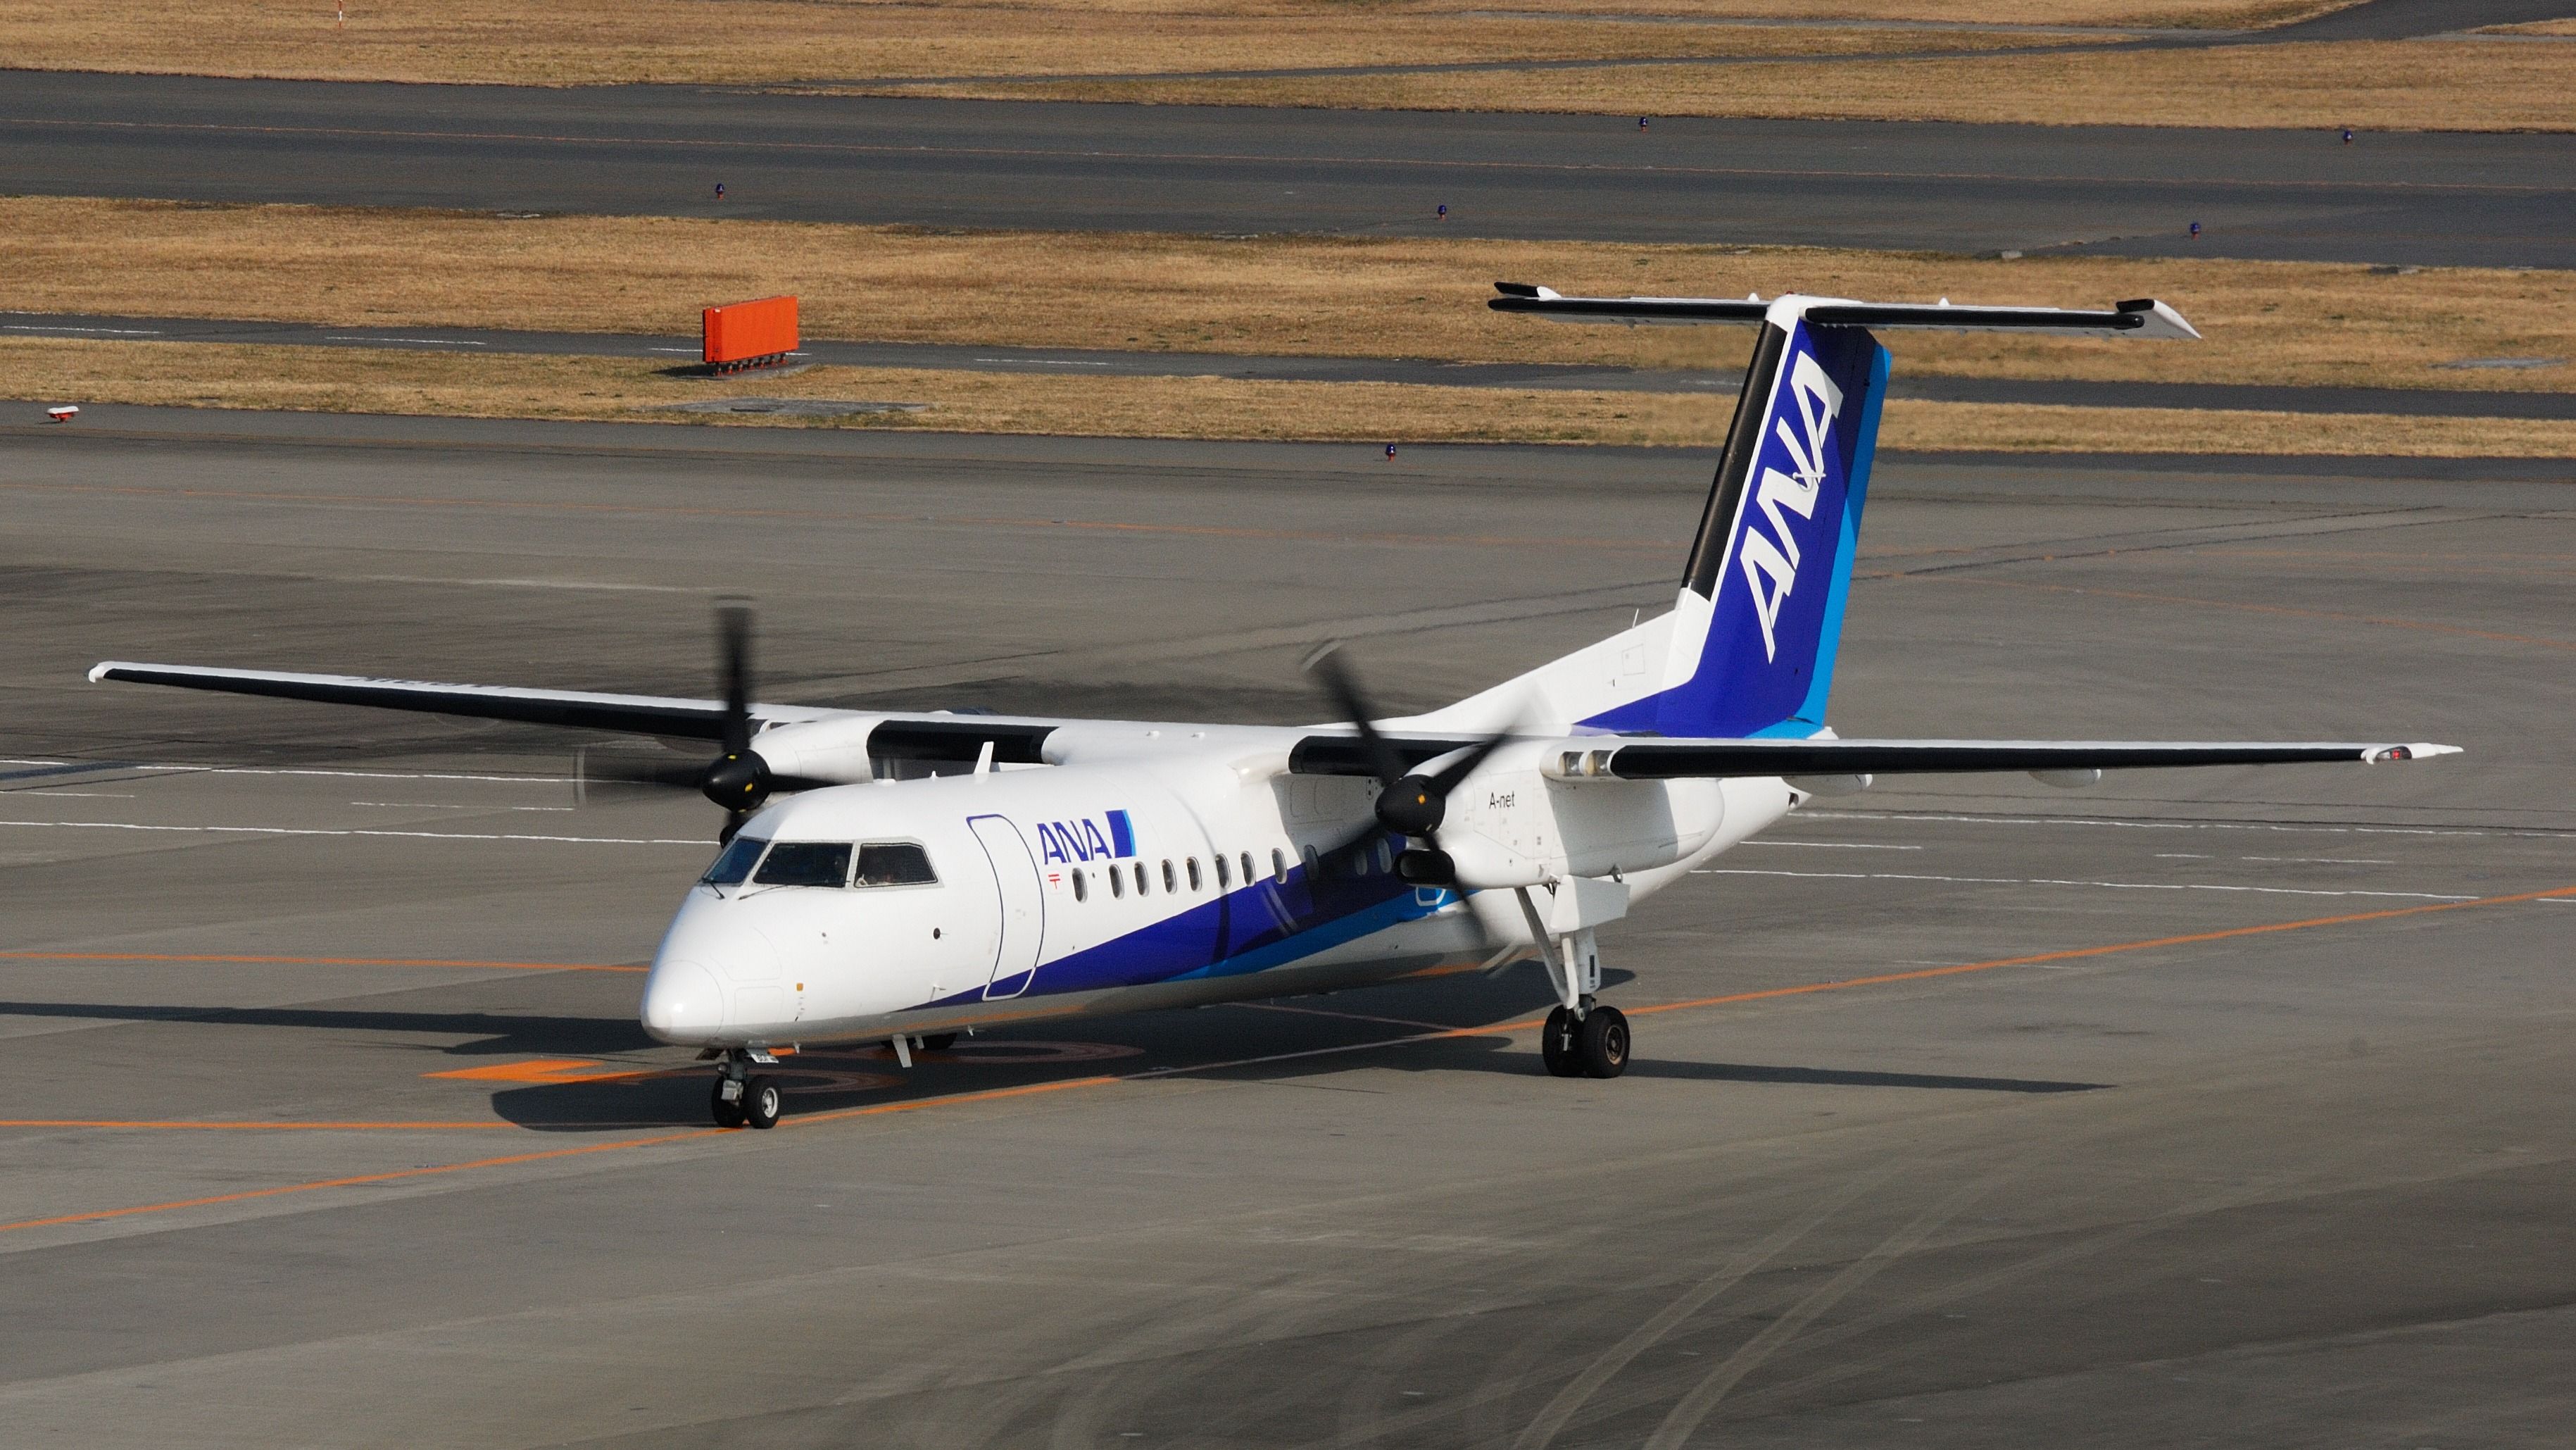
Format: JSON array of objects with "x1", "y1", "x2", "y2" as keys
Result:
[
  {"x1": 1691, "y1": 868, "x2": 2477, "y2": 903},
  {"x1": 0, "y1": 820, "x2": 703, "y2": 846},
  {"x1": 1741, "y1": 840, "x2": 1925, "y2": 851}
]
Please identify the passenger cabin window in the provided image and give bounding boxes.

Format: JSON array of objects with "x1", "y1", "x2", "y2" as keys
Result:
[
  {"x1": 1162, "y1": 859, "x2": 1177, "y2": 894},
  {"x1": 1109, "y1": 865, "x2": 1125, "y2": 899},
  {"x1": 754, "y1": 841, "x2": 853, "y2": 887},
  {"x1": 1133, "y1": 862, "x2": 1150, "y2": 897},
  {"x1": 1376, "y1": 839, "x2": 1395, "y2": 874},
  {"x1": 1072, "y1": 867, "x2": 1088, "y2": 902},
  {"x1": 1190, "y1": 857, "x2": 1205, "y2": 891},
  {"x1": 854, "y1": 842, "x2": 937, "y2": 887},
  {"x1": 1243, "y1": 852, "x2": 1256, "y2": 887},
  {"x1": 701, "y1": 835, "x2": 769, "y2": 886},
  {"x1": 1271, "y1": 848, "x2": 1288, "y2": 885}
]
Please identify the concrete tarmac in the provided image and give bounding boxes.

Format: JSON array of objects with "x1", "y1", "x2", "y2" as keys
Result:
[
  {"x1": 1, "y1": 408, "x2": 2570, "y2": 1446},
  {"x1": 5, "y1": 72, "x2": 2570, "y2": 267}
]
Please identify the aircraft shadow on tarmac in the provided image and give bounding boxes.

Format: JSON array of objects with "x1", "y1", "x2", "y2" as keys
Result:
[{"x1": 4, "y1": 975, "x2": 2107, "y2": 1130}]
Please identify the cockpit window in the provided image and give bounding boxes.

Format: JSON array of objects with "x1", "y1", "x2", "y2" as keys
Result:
[
  {"x1": 701, "y1": 836, "x2": 769, "y2": 887},
  {"x1": 855, "y1": 842, "x2": 937, "y2": 887},
  {"x1": 753, "y1": 841, "x2": 853, "y2": 887}
]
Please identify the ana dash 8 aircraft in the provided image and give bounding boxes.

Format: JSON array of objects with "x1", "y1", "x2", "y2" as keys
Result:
[{"x1": 90, "y1": 286, "x2": 2460, "y2": 1127}]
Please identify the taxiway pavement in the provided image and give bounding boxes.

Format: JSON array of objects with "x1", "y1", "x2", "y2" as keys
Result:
[
  {"x1": 4, "y1": 72, "x2": 2569, "y2": 268},
  {"x1": 11, "y1": 312, "x2": 2576, "y2": 420},
  {"x1": 1, "y1": 409, "x2": 2570, "y2": 1446}
]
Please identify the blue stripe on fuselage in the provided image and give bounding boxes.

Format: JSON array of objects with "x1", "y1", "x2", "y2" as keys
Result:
[{"x1": 917, "y1": 842, "x2": 1445, "y2": 1009}]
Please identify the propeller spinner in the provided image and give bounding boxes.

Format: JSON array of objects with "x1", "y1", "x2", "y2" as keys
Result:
[{"x1": 1302, "y1": 643, "x2": 1518, "y2": 885}]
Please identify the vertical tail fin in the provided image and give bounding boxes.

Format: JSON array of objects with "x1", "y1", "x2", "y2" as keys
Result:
[
  {"x1": 1412, "y1": 287, "x2": 2187, "y2": 741},
  {"x1": 1583, "y1": 306, "x2": 1887, "y2": 739}
]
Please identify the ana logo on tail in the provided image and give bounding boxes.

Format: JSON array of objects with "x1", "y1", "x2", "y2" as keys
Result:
[{"x1": 1739, "y1": 351, "x2": 1843, "y2": 661}]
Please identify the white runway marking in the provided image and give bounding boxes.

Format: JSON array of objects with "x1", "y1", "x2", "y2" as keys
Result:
[
  {"x1": 1692, "y1": 868, "x2": 2476, "y2": 903},
  {"x1": 349, "y1": 801, "x2": 574, "y2": 812},
  {"x1": 0, "y1": 819, "x2": 703, "y2": 846},
  {"x1": 1742, "y1": 840, "x2": 1925, "y2": 851}
]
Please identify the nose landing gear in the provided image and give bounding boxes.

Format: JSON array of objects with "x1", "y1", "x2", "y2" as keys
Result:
[{"x1": 709, "y1": 1050, "x2": 784, "y2": 1128}]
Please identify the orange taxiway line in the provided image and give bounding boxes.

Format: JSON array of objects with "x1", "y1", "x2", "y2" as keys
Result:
[
  {"x1": 0, "y1": 1127, "x2": 720, "y2": 1235},
  {"x1": 1483, "y1": 882, "x2": 2576, "y2": 1036},
  {"x1": 11, "y1": 885, "x2": 2566, "y2": 1235},
  {"x1": 0, "y1": 950, "x2": 641, "y2": 973},
  {"x1": 780, "y1": 1074, "x2": 1121, "y2": 1130},
  {"x1": 0, "y1": 1120, "x2": 521, "y2": 1131}
]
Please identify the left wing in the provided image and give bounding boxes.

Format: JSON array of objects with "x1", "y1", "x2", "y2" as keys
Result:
[{"x1": 1543, "y1": 737, "x2": 2460, "y2": 780}]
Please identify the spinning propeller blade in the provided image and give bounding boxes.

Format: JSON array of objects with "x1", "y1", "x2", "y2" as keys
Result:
[{"x1": 1300, "y1": 642, "x2": 1519, "y2": 883}]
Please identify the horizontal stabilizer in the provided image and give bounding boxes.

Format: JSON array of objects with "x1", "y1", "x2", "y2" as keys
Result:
[
  {"x1": 1490, "y1": 284, "x2": 2198, "y2": 339},
  {"x1": 1552, "y1": 737, "x2": 2460, "y2": 780}
]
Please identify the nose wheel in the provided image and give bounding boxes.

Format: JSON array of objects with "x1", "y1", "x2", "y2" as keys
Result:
[{"x1": 709, "y1": 1053, "x2": 784, "y2": 1128}]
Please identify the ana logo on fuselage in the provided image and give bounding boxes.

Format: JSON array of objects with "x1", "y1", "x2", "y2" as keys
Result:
[
  {"x1": 1737, "y1": 349, "x2": 1844, "y2": 661},
  {"x1": 1036, "y1": 807, "x2": 1138, "y2": 864}
]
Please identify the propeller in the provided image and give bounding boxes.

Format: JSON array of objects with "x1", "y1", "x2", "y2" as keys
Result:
[
  {"x1": 1301, "y1": 643, "x2": 1519, "y2": 885},
  {"x1": 696, "y1": 599, "x2": 770, "y2": 839}
]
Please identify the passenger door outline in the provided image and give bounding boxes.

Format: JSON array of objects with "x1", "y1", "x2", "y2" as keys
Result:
[{"x1": 967, "y1": 814, "x2": 1045, "y2": 999}]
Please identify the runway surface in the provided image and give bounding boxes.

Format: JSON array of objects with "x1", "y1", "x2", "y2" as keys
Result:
[
  {"x1": 6, "y1": 72, "x2": 2570, "y2": 268},
  {"x1": 13, "y1": 311, "x2": 2576, "y2": 420},
  {"x1": 1, "y1": 407, "x2": 2569, "y2": 1446}
]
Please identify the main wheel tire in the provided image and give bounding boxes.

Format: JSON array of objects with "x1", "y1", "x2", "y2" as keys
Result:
[
  {"x1": 919, "y1": 1032, "x2": 959, "y2": 1052},
  {"x1": 710, "y1": 1079, "x2": 747, "y2": 1128},
  {"x1": 1577, "y1": 1006, "x2": 1630, "y2": 1080},
  {"x1": 1540, "y1": 1006, "x2": 1582, "y2": 1077},
  {"x1": 743, "y1": 1075, "x2": 784, "y2": 1130}
]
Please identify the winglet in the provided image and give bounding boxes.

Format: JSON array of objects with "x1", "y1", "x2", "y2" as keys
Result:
[{"x1": 87, "y1": 661, "x2": 117, "y2": 683}]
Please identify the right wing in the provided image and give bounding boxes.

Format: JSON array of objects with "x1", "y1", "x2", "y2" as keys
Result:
[{"x1": 87, "y1": 661, "x2": 836, "y2": 740}]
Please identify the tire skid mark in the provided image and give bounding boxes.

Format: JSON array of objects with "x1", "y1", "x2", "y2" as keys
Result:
[
  {"x1": 1509, "y1": 1158, "x2": 1906, "y2": 1450},
  {"x1": 1642, "y1": 1171, "x2": 2002, "y2": 1449}
]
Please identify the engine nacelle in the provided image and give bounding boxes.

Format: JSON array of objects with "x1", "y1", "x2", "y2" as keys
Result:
[
  {"x1": 743, "y1": 715, "x2": 885, "y2": 786},
  {"x1": 1442, "y1": 742, "x2": 1725, "y2": 887}
]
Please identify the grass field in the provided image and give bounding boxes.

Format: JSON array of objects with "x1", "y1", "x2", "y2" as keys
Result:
[
  {"x1": 908, "y1": 39, "x2": 2576, "y2": 131},
  {"x1": 7, "y1": 337, "x2": 2570, "y2": 458},
  {"x1": 9, "y1": 199, "x2": 2569, "y2": 396},
  {"x1": 0, "y1": 1, "x2": 2213, "y2": 88}
]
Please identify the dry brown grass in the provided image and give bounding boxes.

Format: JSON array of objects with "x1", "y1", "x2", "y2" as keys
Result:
[
  {"x1": 910, "y1": 38, "x2": 2576, "y2": 131},
  {"x1": 0, "y1": 1, "x2": 2179, "y2": 88},
  {"x1": 2482, "y1": 21, "x2": 2576, "y2": 37},
  {"x1": 7, "y1": 337, "x2": 2572, "y2": 458},
  {"x1": 8, "y1": 198, "x2": 2571, "y2": 396}
]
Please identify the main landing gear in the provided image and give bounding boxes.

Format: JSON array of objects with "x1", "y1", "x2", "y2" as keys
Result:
[
  {"x1": 1540, "y1": 1001, "x2": 1630, "y2": 1079},
  {"x1": 1517, "y1": 890, "x2": 1630, "y2": 1080},
  {"x1": 709, "y1": 1049, "x2": 784, "y2": 1129}
]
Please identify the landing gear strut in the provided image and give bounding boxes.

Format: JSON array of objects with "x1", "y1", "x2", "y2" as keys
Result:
[
  {"x1": 1519, "y1": 889, "x2": 1629, "y2": 1080},
  {"x1": 709, "y1": 1049, "x2": 784, "y2": 1128}
]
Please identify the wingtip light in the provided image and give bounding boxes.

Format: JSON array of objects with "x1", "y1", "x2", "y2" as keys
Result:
[{"x1": 2369, "y1": 742, "x2": 2463, "y2": 763}]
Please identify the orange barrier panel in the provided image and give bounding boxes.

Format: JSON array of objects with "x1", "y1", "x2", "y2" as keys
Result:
[{"x1": 702, "y1": 295, "x2": 798, "y2": 371}]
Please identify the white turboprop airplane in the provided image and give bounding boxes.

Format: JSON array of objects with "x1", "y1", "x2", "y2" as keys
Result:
[{"x1": 92, "y1": 287, "x2": 2459, "y2": 1128}]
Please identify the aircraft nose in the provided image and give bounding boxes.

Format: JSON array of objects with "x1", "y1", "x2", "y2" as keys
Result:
[{"x1": 641, "y1": 958, "x2": 726, "y2": 1044}]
